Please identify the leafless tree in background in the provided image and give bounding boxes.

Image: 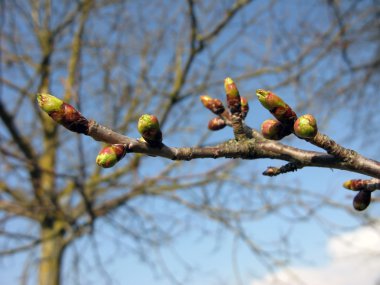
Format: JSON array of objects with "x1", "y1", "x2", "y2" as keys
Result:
[{"x1": 1, "y1": 0, "x2": 379, "y2": 284}]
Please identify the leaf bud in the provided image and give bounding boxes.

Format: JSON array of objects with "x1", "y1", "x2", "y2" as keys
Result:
[
  {"x1": 256, "y1": 89, "x2": 297, "y2": 125},
  {"x1": 261, "y1": 119, "x2": 291, "y2": 140},
  {"x1": 137, "y1": 114, "x2": 163, "y2": 146},
  {"x1": 200, "y1": 95, "x2": 225, "y2": 115},
  {"x1": 294, "y1": 114, "x2": 318, "y2": 139},
  {"x1": 37, "y1": 93, "x2": 89, "y2": 134},
  {"x1": 240, "y1": 97, "x2": 249, "y2": 118},
  {"x1": 96, "y1": 144, "x2": 127, "y2": 168},
  {"x1": 208, "y1": 117, "x2": 226, "y2": 131},
  {"x1": 352, "y1": 190, "x2": 371, "y2": 211},
  {"x1": 224, "y1": 77, "x2": 241, "y2": 114}
]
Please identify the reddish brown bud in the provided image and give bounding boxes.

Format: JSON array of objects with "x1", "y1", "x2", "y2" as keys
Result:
[
  {"x1": 200, "y1": 95, "x2": 225, "y2": 115},
  {"x1": 96, "y1": 144, "x2": 127, "y2": 168},
  {"x1": 240, "y1": 97, "x2": 249, "y2": 118},
  {"x1": 224, "y1": 77, "x2": 241, "y2": 114},
  {"x1": 343, "y1": 179, "x2": 380, "y2": 192},
  {"x1": 353, "y1": 190, "x2": 371, "y2": 211},
  {"x1": 37, "y1": 93, "x2": 89, "y2": 134},
  {"x1": 261, "y1": 119, "x2": 291, "y2": 140},
  {"x1": 208, "y1": 117, "x2": 226, "y2": 131}
]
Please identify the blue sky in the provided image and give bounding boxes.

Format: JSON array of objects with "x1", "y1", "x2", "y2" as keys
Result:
[{"x1": 1, "y1": 1, "x2": 380, "y2": 284}]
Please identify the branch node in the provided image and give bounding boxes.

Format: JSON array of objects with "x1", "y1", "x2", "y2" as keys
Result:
[{"x1": 263, "y1": 162, "x2": 303, "y2": 176}]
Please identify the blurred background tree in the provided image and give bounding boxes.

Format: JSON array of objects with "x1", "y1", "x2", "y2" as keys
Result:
[{"x1": 0, "y1": 0, "x2": 379, "y2": 284}]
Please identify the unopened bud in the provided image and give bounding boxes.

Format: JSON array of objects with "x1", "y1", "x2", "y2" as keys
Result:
[
  {"x1": 261, "y1": 119, "x2": 290, "y2": 140},
  {"x1": 200, "y1": 95, "x2": 225, "y2": 115},
  {"x1": 96, "y1": 144, "x2": 127, "y2": 168},
  {"x1": 256, "y1": 89, "x2": 297, "y2": 125},
  {"x1": 294, "y1": 114, "x2": 318, "y2": 139},
  {"x1": 37, "y1": 93, "x2": 89, "y2": 134},
  {"x1": 343, "y1": 179, "x2": 364, "y2": 191},
  {"x1": 352, "y1": 190, "x2": 371, "y2": 211},
  {"x1": 240, "y1": 97, "x2": 249, "y2": 118},
  {"x1": 208, "y1": 117, "x2": 226, "y2": 131},
  {"x1": 137, "y1": 114, "x2": 163, "y2": 146},
  {"x1": 37, "y1": 93, "x2": 64, "y2": 113},
  {"x1": 224, "y1": 77, "x2": 241, "y2": 114}
]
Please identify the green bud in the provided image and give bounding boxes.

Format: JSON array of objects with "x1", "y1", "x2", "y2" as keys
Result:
[
  {"x1": 37, "y1": 93, "x2": 64, "y2": 113},
  {"x1": 256, "y1": 89, "x2": 297, "y2": 125},
  {"x1": 224, "y1": 77, "x2": 241, "y2": 114},
  {"x1": 208, "y1": 117, "x2": 226, "y2": 131},
  {"x1": 294, "y1": 114, "x2": 318, "y2": 139},
  {"x1": 96, "y1": 144, "x2": 127, "y2": 168},
  {"x1": 256, "y1": 89, "x2": 286, "y2": 110},
  {"x1": 224, "y1": 77, "x2": 239, "y2": 98},
  {"x1": 137, "y1": 114, "x2": 162, "y2": 146},
  {"x1": 37, "y1": 93, "x2": 89, "y2": 134},
  {"x1": 353, "y1": 190, "x2": 371, "y2": 211},
  {"x1": 261, "y1": 119, "x2": 290, "y2": 140}
]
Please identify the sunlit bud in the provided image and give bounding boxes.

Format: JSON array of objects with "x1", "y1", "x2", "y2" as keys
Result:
[
  {"x1": 262, "y1": 167, "x2": 278, "y2": 176},
  {"x1": 200, "y1": 95, "x2": 225, "y2": 115},
  {"x1": 37, "y1": 93, "x2": 63, "y2": 113},
  {"x1": 343, "y1": 179, "x2": 379, "y2": 192},
  {"x1": 352, "y1": 190, "x2": 371, "y2": 211},
  {"x1": 37, "y1": 93, "x2": 89, "y2": 134},
  {"x1": 137, "y1": 114, "x2": 163, "y2": 146},
  {"x1": 240, "y1": 97, "x2": 249, "y2": 118},
  {"x1": 256, "y1": 89, "x2": 286, "y2": 109},
  {"x1": 208, "y1": 117, "x2": 226, "y2": 131},
  {"x1": 261, "y1": 119, "x2": 290, "y2": 140},
  {"x1": 343, "y1": 180, "x2": 354, "y2": 190},
  {"x1": 294, "y1": 114, "x2": 318, "y2": 139},
  {"x1": 224, "y1": 77, "x2": 241, "y2": 114},
  {"x1": 256, "y1": 89, "x2": 297, "y2": 125},
  {"x1": 343, "y1": 179, "x2": 364, "y2": 191},
  {"x1": 96, "y1": 144, "x2": 127, "y2": 168}
]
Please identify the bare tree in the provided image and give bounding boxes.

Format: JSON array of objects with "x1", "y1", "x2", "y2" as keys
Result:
[{"x1": 1, "y1": 0, "x2": 379, "y2": 285}]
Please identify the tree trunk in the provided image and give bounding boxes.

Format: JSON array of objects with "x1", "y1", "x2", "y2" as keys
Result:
[{"x1": 39, "y1": 221, "x2": 66, "y2": 285}]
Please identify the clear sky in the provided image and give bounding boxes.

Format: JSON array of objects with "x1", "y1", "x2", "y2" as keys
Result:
[{"x1": 1, "y1": 1, "x2": 380, "y2": 285}]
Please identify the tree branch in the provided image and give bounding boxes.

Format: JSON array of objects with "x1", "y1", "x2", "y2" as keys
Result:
[{"x1": 86, "y1": 120, "x2": 380, "y2": 178}]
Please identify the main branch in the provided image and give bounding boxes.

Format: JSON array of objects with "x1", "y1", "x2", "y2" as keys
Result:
[{"x1": 36, "y1": 77, "x2": 380, "y2": 211}]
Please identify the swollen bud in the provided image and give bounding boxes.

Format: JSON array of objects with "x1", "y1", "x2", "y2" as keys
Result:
[
  {"x1": 208, "y1": 117, "x2": 226, "y2": 131},
  {"x1": 352, "y1": 190, "x2": 371, "y2": 211},
  {"x1": 261, "y1": 119, "x2": 290, "y2": 140},
  {"x1": 224, "y1": 77, "x2": 241, "y2": 114},
  {"x1": 256, "y1": 89, "x2": 297, "y2": 125},
  {"x1": 294, "y1": 114, "x2": 318, "y2": 139},
  {"x1": 256, "y1": 89, "x2": 286, "y2": 110},
  {"x1": 343, "y1": 179, "x2": 364, "y2": 191},
  {"x1": 96, "y1": 144, "x2": 127, "y2": 168},
  {"x1": 200, "y1": 95, "x2": 225, "y2": 115},
  {"x1": 37, "y1": 93, "x2": 64, "y2": 113},
  {"x1": 240, "y1": 97, "x2": 249, "y2": 119},
  {"x1": 343, "y1": 180, "x2": 355, "y2": 190},
  {"x1": 37, "y1": 93, "x2": 89, "y2": 134},
  {"x1": 137, "y1": 114, "x2": 163, "y2": 146}
]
